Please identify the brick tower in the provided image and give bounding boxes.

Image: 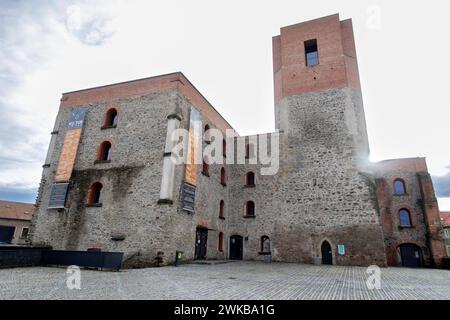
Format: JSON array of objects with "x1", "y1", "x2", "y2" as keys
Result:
[
  {"x1": 273, "y1": 14, "x2": 369, "y2": 161},
  {"x1": 270, "y1": 14, "x2": 387, "y2": 266}
]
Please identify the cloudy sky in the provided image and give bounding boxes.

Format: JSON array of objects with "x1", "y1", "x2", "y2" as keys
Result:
[{"x1": 0, "y1": 0, "x2": 449, "y2": 209}]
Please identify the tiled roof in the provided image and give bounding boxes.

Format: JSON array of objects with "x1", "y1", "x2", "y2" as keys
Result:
[
  {"x1": 440, "y1": 212, "x2": 450, "y2": 228},
  {"x1": 0, "y1": 200, "x2": 34, "y2": 221}
]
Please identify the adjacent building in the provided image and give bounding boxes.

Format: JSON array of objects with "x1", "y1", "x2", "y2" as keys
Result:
[
  {"x1": 440, "y1": 212, "x2": 450, "y2": 256},
  {"x1": 0, "y1": 200, "x2": 33, "y2": 245},
  {"x1": 30, "y1": 14, "x2": 447, "y2": 268}
]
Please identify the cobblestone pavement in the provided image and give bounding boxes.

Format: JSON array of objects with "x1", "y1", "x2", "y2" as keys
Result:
[{"x1": 0, "y1": 262, "x2": 449, "y2": 300}]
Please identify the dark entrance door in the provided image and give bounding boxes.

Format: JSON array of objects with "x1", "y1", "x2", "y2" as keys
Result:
[
  {"x1": 229, "y1": 235, "x2": 243, "y2": 260},
  {"x1": 195, "y1": 228, "x2": 208, "y2": 260},
  {"x1": 0, "y1": 226, "x2": 15, "y2": 244},
  {"x1": 321, "y1": 241, "x2": 333, "y2": 265},
  {"x1": 399, "y1": 244, "x2": 422, "y2": 268}
]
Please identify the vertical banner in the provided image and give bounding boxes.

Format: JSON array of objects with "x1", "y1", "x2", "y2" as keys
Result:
[
  {"x1": 181, "y1": 107, "x2": 202, "y2": 212},
  {"x1": 184, "y1": 107, "x2": 202, "y2": 185},
  {"x1": 49, "y1": 107, "x2": 87, "y2": 209},
  {"x1": 54, "y1": 108, "x2": 88, "y2": 182}
]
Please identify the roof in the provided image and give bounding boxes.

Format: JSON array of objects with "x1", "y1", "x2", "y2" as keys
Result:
[
  {"x1": 0, "y1": 200, "x2": 34, "y2": 221},
  {"x1": 370, "y1": 157, "x2": 428, "y2": 174},
  {"x1": 60, "y1": 72, "x2": 236, "y2": 134},
  {"x1": 440, "y1": 212, "x2": 450, "y2": 228}
]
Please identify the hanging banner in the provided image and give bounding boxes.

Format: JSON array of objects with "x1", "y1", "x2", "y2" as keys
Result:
[
  {"x1": 182, "y1": 107, "x2": 202, "y2": 212},
  {"x1": 184, "y1": 107, "x2": 202, "y2": 186},
  {"x1": 54, "y1": 107, "x2": 88, "y2": 182}
]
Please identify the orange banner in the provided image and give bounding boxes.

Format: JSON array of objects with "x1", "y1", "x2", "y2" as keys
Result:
[
  {"x1": 54, "y1": 129, "x2": 82, "y2": 182},
  {"x1": 54, "y1": 107, "x2": 87, "y2": 182},
  {"x1": 184, "y1": 107, "x2": 201, "y2": 186},
  {"x1": 181, "y1": 107, "x2": 201, "y2": 213},
  {"x1": 184, "y1": 128, "x2": 197, "y2": 186}
]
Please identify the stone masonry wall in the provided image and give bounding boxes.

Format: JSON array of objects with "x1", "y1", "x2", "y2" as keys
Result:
[
  {"x1": 31, "y1": 13, "x2": 443, "y2": 269},
  {"x1": 31, "y1": 89, "x2": 233, "y2": 267},
  {"x1": 226, "y1": 87, "x2": 387, "y2": 267}
]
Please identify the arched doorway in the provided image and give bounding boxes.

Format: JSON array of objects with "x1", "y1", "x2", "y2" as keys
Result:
[
  {"x1": 229, "y1": 235, "x2": 243, "y2": 260},
  {"x1": 321, "y1": 241, "x2": 333, "y2": 265},
  {"x1": 261, "y1": 236, "x2": 270, "y2": 254},
  {"x1": 399, "y1": 244, "x2": 422, "y2": 268},
  {"x1": 195, "y1": 227, "x2": 208, "y2": 260}
]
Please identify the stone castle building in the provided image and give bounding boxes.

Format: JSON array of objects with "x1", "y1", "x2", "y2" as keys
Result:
[{"x1": 30, "y1": 14, "x2": 447, "y2": 268}]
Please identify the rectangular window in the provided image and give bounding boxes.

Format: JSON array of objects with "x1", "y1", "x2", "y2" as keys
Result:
[
  {"x1": 305, "y1": 39, "x2": 319, "y2": 66},
  {"x1": 444, "y1": 229, "x2": 449, "y2": 239},
  {"x1": 21, "y1": 227, "x2": 29, "y2": 238},
  {"x1": 48, "y1": 182, "x2": 70, "y2": 209},
  {"x1": 0, "y1": 226, "x2": 16, "y2": 244}
]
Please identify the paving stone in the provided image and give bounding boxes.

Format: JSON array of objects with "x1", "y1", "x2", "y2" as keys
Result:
[{"x1": 0, "y1": 262, "x2": 449, "y2": 300}]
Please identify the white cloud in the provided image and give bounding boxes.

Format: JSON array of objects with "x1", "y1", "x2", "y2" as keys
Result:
[
  {"x1": 0, "y1": 0, "x2": 449, "y2": 205},
  {"x1": 0, "y1": 0, "x2": 117, "y2": 201},
  {"x1": 65, "y1": 4, "x2": 115, "y2": 45},
  {"x1": 438, "y1": 198, "x2": 450, "y2": 212}
]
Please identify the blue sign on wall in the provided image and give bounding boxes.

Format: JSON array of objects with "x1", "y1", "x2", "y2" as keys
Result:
[
  {"x1": 48, "y1": 182, "x2": 70, "y2": 209},
  {"x1": 181, "y1": 182, "x2": 196, "y2": 213},
  {"x1": 67, "y1": 108, "x2": 88, "y2": 130}
]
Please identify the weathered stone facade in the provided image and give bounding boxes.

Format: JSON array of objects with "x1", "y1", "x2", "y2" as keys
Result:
[
  {"x1": 30, "y1": 14, "x2": 447, "y2": 268},
  {"x1": 371, "y1": 158, "x2": 447, "y2": 267}
]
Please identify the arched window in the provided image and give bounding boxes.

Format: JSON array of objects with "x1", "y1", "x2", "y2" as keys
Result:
[
  {"x1": 220, "y1": 167, "x2": 227, "y2": 186},
  {"x1": 202, "y1": 159, "x2": 209, "y2": 176},
  {"x1": 245, "y1": 172, "x2": 255, "y2": 187},
  {"x1": 218, "y1": 232, "x2": 224, "y2": 252},
  {"x1": 245, "y1": 201, "x2": 255, "y2": 217},
  {"x1": 394, "y1": 179, "x2": 406, "y2": 195},
  {"x1": 98, "y1": 141, "x2": 112, "y2": 161},
  {"x1": 219, "y1": 200, "x2": 225, "y2": 219},
  {"x1": 222, "y1": 139, "x2": 227, "y2": 157},
  {"x1": 261, "y1": 236, "x2": 270, "y2": 254},
  {"x1": 88, "y1": 182, "x2": 103, "y2": 205},
  {"x1": 204, "y1": 124, "x2": 210, "y2": 143},
  {"x1": 399, "y1": 209, "x2": 412, "y2": 227},
  {"x1": 104, "y1": 108, "x2": 118, "y2": 127}
]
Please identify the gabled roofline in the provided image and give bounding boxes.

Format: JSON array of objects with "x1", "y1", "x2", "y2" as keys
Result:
[
  {"x1": 61, "y1": 71, "x2": 237, "y2": 133},
  {"x1": 63, "y1": 72, "x2": 181, "y2": 95}
]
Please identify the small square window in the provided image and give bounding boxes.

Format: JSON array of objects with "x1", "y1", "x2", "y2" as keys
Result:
[
  {"x1": 21, "y1": 227, "x2": 29, "y2": 238},
  {"x1": 305, "y1": 39, "x2": 319, "y2": 66}
]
